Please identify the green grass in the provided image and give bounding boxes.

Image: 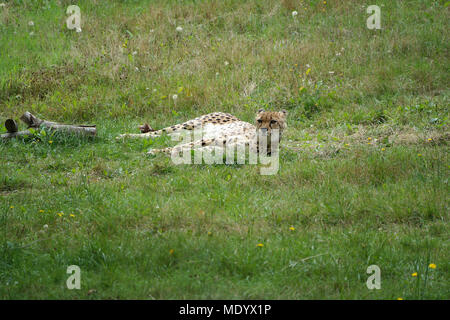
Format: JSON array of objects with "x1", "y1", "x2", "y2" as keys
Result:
[{"x1": 0, "y1": 0, "x2": 449, "y2": 299}]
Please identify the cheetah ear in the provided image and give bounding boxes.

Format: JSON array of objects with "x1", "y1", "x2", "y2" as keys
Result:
[
  {"x1": 280, "y1": 110, "x2": 288, "y2": 117},
  {"x1": 257, "y1": 108, "x2": 265, "y2": 113}
]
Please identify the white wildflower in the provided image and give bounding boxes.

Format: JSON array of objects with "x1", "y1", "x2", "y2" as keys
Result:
[
  {"x1": 292, "y1": 11, "x2": 298, "y2": 17},
  {"x1": 176, "y1": 26, "x2": 183, "y2": 32},
  {"x1": 28, "y1": 21, "x2": 34, "y2": 26}
]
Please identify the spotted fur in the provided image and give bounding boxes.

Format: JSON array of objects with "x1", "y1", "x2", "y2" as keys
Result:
[{"x1": 116, "y1": 110, "x2": 287, "y2": 156}]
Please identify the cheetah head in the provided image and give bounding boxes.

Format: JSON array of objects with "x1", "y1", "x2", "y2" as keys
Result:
[{"x1": 255, "y1": 109, "x2": 287, "y2": 143}]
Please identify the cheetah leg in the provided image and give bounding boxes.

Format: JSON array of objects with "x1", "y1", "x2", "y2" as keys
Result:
[
  {"x1": 147, "y1": 138, "x2": 217, "y2": 155},
  {"x1": 116, "y1": 131, "x2": 161, "y2": 140},
  {"x1": 115, "y1": 119, "x2": 204, "y2": 140}
]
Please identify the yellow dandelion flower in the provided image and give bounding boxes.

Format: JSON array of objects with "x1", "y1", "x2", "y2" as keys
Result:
[
  {"x1": 49, "y1": 140, "x2": 53, "y2": 144},
  {"x1": 169, "y1": 249, "x2": 174, "y2": 255},
  {"x1": 381, "y1": 148, "x2": 386, "y2": 151},
  {"x1": 207, "y1": 231, "x2": 212, "y2": 236},
  {"x1": 257, "y1": 243, "x2": 264, "y2": 247},
  {"x1": 368, "y1": 137, "x2": 372, "y2": 141},
  {"x1": 429, "y1": 263, "x2": 436, "y2": 269},
  {"x1": 39, "y1": 209, "x2": 44, "y2": 213},
  {"x1": 289, "y1": 226, "x2": 295, "y2": 231},
  {"x1": 69, "y1": 214, "x2": 75, "y2": 218},
  {"x1": 397, "y1": 297, "x2": 403, "y2": 300},
  {"x1": 10, "y1": 206, "x2": 14, "y2": 209},
  {"x1": 323, "y1": 1, "x2": 327, "y2": 4},
  {"x1": 305, "y1": 68, "x2": 311, "y2": 75},
  {"x1": 418, "y1": 154, "x2": 422, "y2": 157},
  {"x1": 411, "y1": 272, "x2": 417, "y2": 277},
  {"x1": 427, "y1": 138, "x2": 432, "y2": 142}
]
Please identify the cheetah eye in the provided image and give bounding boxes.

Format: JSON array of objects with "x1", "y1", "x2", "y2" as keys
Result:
[
  {"x1": 270, "y1": 120, "x2": 277, "y2": 124},
  {"x1": 257, "y1": 119, "x2": 262, "y2": 123}
]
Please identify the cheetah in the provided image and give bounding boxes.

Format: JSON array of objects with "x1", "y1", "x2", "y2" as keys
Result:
[{"x1": 116, "y1": 109, "x2": 287, "y2": 157}]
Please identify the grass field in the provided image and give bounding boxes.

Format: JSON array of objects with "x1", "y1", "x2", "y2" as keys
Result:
[{"x1": 0, "y1": 0, "x2": 449, "y2": 299}]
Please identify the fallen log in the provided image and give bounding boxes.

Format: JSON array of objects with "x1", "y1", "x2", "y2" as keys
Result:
[
  {"x1": 5, "y1": 119, "x2": 18, "y2": 133},
  {"x1": 1, "y1": 129, "x2": 34, "y2": 139},
  {"x1": 20, "y1": 111, "x2": 96, "y2": 135},
  {"x1": 1, "y1": 112, "x2": 96, "y2": 140}
]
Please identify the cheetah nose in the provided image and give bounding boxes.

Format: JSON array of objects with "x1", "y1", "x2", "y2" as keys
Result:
[{"x1": 260, "y1": 128, "x2": 268, "y2": 135}]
